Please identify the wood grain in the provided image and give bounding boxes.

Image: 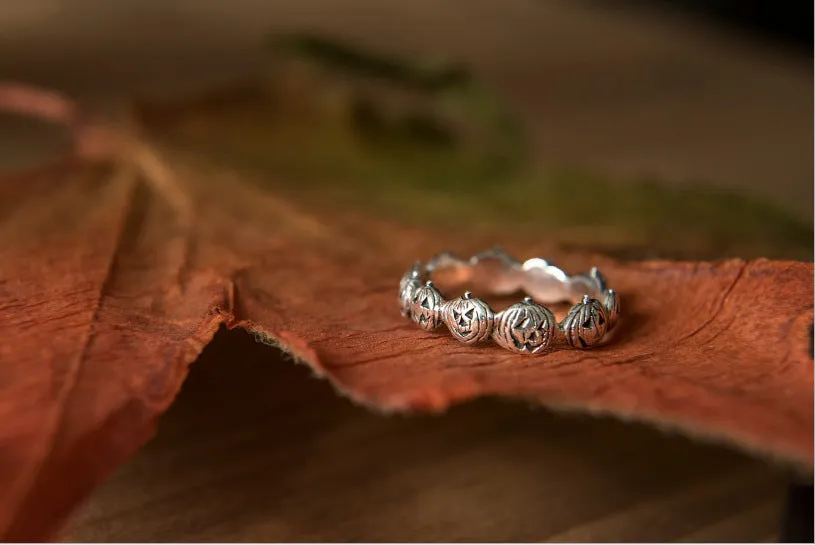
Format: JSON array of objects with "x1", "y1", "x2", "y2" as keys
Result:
[{"x1": 66, "y1": 328, "x2": 786, "y2": 542}]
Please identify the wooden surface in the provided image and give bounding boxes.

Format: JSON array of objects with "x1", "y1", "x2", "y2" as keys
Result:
[{"x1": 66, "y1": 328, "x2": 786, "y2": 542}]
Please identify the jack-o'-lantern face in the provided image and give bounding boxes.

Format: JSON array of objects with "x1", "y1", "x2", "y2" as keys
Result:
[
  {"x1": 562, "y1": 296, "x2": 608, "y2": 348},
  {"x1": 409, "y1": 282, "x2": 443, "y2": 331},
  {"x1": 493, "y1": 299, "x2": 555, "y2": 354},
  {"x1": 443, "y1": 293, "x2": 494, "y2": 344}
]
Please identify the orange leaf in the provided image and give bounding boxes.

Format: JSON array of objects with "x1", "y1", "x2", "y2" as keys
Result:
[{"x1": 0, "y1": 81, "x2": 811, "y2": 541}]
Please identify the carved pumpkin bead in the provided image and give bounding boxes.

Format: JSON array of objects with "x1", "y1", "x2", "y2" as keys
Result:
[
  {"x1": 443, "y1": 291, "x2": 494, "y2": 344},
  {"x1": 493, "y1": 297, "x2": 555, "y2": 354},
  {"x1": 604, "y1": 289, "x2": 620, "y2": 330},
  {"x1": 398, "y1": 269, "x2": 422, "y2": 318},
  {"x1": 561, "y1": 295, "x2": 608, "y2": 348},
  {"x1": 409, "y1": 281, "x2": 443, "y2": 331}
]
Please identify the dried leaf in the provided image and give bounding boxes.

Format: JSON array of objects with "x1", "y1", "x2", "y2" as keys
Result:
[{"x1": 0, "y1": 70, "x2": 812, "y2": 541}]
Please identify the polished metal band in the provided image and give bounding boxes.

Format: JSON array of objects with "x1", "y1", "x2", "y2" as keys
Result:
[{"x1": 399, "y1": 249, "x2": 620, "y2": 354}]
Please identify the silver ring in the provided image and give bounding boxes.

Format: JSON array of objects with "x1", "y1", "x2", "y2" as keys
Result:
[{"x1": 399, "y1": 248, "x2": 620, "y2": 354}]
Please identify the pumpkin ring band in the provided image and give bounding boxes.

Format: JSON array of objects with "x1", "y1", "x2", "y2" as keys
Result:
[{"x1": 399, "y1": 249, "x2": 620, "y2": 354}]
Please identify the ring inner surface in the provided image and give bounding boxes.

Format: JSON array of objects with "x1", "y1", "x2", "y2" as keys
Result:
[{"x1": 423, "y1": 254, "x2": 604, "y2": 307}]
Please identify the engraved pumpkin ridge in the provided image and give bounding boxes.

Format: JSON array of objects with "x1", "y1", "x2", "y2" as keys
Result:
[{"x1": 561, "y1": 295, "x2": 608, "y2": 349}]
